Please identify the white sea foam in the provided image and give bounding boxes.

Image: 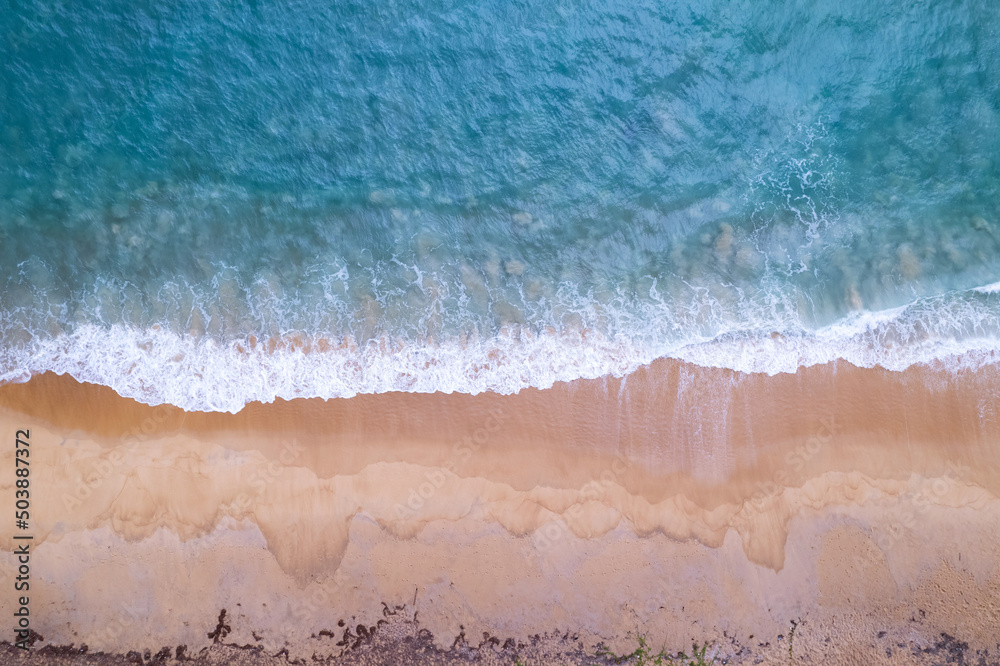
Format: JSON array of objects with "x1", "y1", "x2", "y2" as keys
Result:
[
  {"x1": 974, "y1": 281, "x2": 1000, "y2": 295},
  {"x1": 0, "y1": 324, "x2": 652, "y2": 413},
  {"x1": 2, "y1": 284, "x2": 999, "y2": 413}
]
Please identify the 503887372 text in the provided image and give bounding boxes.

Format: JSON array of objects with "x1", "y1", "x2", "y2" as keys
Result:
[{"x1": 13, "y1": 428, "x2": 33, "y2": 650}]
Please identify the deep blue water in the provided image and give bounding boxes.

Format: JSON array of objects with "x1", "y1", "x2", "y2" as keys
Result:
[{"x1": 2, "y1": 0, "x2": 999, "y2": 410}]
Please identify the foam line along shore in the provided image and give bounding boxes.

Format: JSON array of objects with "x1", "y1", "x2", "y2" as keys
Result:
[{"x1": 4, "y1": 278, "x2": 1000, "y2": 412}]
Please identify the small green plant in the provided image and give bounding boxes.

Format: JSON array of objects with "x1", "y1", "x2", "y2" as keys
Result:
[
  {"x1": 598, "y1": 635, "x2": 717, "y2": 666},
  {"x1": 670, "y1": 644, "x2": 715, "y2": 666},
  {"x1": 599, "y1": 636, "x2": 717, "y2": 665},
  {"x1": 599, "y1": 635, "x2": 666, "y2": 664}
]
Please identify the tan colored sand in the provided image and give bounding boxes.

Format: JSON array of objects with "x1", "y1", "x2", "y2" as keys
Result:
[{"x1": 0, "y1": 358, "x2": 998, "y2": 661}]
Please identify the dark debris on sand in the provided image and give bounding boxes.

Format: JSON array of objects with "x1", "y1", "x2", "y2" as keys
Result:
[{"x1": 0, "y1": 608, "x2": 997, "y2": 666}]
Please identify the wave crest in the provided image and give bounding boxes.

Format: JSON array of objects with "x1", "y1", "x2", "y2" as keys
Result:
[{"x1": 2, "y1": 285, "x2": 1000, "y2": 412}]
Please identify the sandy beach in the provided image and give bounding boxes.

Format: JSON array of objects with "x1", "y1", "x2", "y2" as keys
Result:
[
  {"x1": 1, "y1": 358, "x2": 998, "y2": 664},
  {"x1": 4, "y1": 0, "x2": 1000, "y2": 662}
]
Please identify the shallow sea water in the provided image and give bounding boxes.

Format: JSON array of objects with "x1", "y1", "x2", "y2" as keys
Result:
[{"x1": 1, "y1": 0, "x2": 999, "y2": 410}]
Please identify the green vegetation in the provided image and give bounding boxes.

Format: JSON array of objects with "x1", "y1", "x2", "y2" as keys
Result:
[
  {"x1": 598, "y1": 636, "x2": 715, "y2": 666},
  {"x1": 788, "y1": 620, "x2": 798, "y2": 664}
]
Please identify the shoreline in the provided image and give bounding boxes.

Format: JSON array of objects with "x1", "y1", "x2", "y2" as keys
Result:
[
  {"x1": 1, "y1": 359, "x2": 999, "y2": 662},
  {"x1": 7, "y1": 287, "x2": 1000, "y2": 413}
]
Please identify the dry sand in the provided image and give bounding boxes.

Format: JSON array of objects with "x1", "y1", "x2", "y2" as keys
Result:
[{"x1": 0, "y1": 358, "x2": 998, "y2": 664}]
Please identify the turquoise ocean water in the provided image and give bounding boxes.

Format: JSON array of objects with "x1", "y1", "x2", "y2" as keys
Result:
[{"x1": 1, "y1": 0, "x2": 999, "y2": 411}]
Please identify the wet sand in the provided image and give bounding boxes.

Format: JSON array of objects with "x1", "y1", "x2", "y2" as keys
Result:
[{"x1": 1, "y1": 358, "x2": 999, "y2": 663}]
